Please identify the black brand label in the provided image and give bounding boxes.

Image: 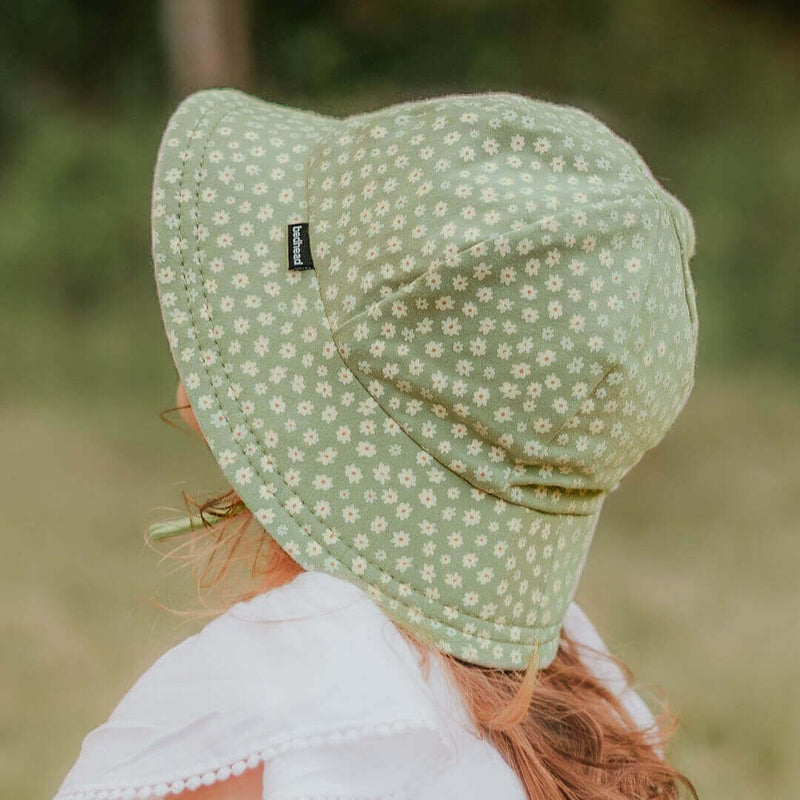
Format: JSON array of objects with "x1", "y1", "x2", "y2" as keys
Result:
[{"x1": 287, "y1": 222, "x2": 315, "y2": 271}]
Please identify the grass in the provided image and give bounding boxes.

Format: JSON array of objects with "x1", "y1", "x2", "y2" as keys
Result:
[{"x1": 0, "y1": 358, "x2": 797, "y2": 799}]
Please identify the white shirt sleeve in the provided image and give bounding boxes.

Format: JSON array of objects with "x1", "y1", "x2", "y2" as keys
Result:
[
  {"x1": 52, "y1": 573, "x2": 663, "y2": 800},
  {"x1": 52, "y1": 573, "x2": 461, "y2": 800}
]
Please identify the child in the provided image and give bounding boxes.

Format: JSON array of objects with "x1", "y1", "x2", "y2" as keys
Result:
[{"x1": 54, "y1": 88, "x2": 699, "y2": 800}]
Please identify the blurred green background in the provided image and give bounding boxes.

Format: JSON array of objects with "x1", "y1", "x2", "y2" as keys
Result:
[{"x1": 1, "y1": 1, "x2": 798, "y2": 798}]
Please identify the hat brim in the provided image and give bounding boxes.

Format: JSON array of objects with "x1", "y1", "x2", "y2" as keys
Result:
[{"x1": 151, "y1": 89, "x2": 602, "y2": 669}]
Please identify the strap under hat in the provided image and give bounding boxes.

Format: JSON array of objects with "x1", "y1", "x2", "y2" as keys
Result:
[{"x1": 147, "y1": 514, "x2": 204, "y2": 541}]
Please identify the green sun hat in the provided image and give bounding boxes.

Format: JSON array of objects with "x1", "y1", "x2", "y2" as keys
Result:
[{"x1": 150, "y1": 88, "x2": 698, "y2": 669}]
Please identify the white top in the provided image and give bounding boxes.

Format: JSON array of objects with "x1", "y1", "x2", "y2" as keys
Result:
[{"x1": 53, "y1": 571, "x2": 656, "y2": 800}]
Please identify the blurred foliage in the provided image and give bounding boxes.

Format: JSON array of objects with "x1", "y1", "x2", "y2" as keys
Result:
[
  {"x1": 1, "y1": 106, "x2": 162, "y2": 311},
  {"x1": 1, "y1": 0, "x2": 798, "y2": 381}
]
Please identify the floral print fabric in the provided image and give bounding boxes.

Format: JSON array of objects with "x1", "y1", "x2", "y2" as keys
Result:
[{"x1": 152, "y1": 89, "x2": 698, "y2": 668}]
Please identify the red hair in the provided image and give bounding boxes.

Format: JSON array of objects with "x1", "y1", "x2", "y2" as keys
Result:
[{"x1": 151, "y1": 482, "x2": 697, "y2": 800}]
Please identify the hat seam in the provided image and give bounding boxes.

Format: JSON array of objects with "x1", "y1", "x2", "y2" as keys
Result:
[
  {"x1": 664, "y1": 203, "x2": 699, "y2": 341},
  {"x1": 302, "y1": 191, "x2": 647, "y2": 512},
  {"x1": 542, "y1": 356, "x2": 618, "y2": 449},
  {"x1": 607, "y1": 131, "x2": 699, "y2": 347},
  {"x1": 337, "y1": 90, "x2": 542, "y2": 134},
  {"x1": 302, "y1": 98, "x2": 671, "y2": 508},
  {"x1": 307, "y1": 211, "x2": 611, "y2": 515},
  {"x1": 169, "y1": 94, "x2": 566, "y2": 651}
]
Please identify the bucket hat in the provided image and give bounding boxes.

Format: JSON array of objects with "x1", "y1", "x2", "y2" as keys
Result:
[{"x1": 150, "y1": 88, "x2": 698, "y2": 669}]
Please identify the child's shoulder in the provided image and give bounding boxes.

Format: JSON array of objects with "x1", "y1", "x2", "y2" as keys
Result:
[
  {"x1": 53, "y1": 573, "x2": 658, "y2": 800},
  {"x1": 52, "y1": 571, "x2": 462, "y2": 800}
]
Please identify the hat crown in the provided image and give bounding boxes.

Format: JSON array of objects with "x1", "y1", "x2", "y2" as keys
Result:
[
  {"x1": 152, "y1": 88, "x2": 700, "y2": 667},
  {"x1": 307, "y1": 93, "x2": 698, "y2": 514}
]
